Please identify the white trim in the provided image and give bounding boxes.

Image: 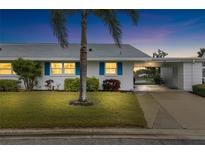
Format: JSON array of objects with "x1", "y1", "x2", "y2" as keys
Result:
[{"x1": 1, "y1": 57, "x2": 205, "y2": 62}]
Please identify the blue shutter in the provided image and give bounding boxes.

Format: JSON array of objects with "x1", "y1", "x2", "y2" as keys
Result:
[
  {"x1": 44, "y1": 62, "x2": 50, "y2": 76},
  {"x1": 75, "y1": 62, "x2": 80, "y2": 75},
  {"x1": 117, "y1": 62, "x2": 123, "y2": 75},
  {"x1": 99, "y1": 62, "x2": 105, "y2": 75}
]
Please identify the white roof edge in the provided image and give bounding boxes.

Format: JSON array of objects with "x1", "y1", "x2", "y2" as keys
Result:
[{"x1": 0, "y1": 57, "x2": 204, "y2": 62}]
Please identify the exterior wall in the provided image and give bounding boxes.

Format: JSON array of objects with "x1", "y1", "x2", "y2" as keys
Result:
[
  {"x1": 160, "y1": 63, "x2": 184, "y2": 89},
  {"x1": 0, "y1": 61, "x2": 134, "y2": 91},
  {"x1": 183, "y1": 62, "x2": 202, "y2": 91},
  {"x1": 161, "y1": 62, "x2": 203, "y2": 91},
  {"x1": 161, "y1": 66, "x2": 173, "y2": 86},
  {"x1": 41, "y1": 61, "x2": 134, "y2": 91},
  {"x1": 98, "y1": 61, "x2": 134, "y2": 91}
]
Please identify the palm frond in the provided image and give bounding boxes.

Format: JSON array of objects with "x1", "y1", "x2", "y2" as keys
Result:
[
  {"x1": 92, "y1": 10, "x2": 122, "y2": 48},
  {"x1": 122, "y1": 10, "x2": 139, "y2": 25},
  {"x1": 51, "y1": 10, "x2": 68, "y2": 48}
]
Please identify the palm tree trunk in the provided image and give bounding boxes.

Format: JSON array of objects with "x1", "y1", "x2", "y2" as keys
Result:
[{"x1": 79, "y1": 10, "x2": 87, "y2": 102}]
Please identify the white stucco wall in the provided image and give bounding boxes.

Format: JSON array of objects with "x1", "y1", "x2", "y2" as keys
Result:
[
  {"x1": 0, "y1": 61, "x2": 134, "y2": 91},
  {"x1": 41, "y1": 61, "x2": 134, "y2": 91},
  {"x1": 183, "y1": 62, "x2": 202, "y2": 91},
  {"x1": 161, "y1": 62, "x2": 203, "y2": 91},
  {"x1": 161, "y1": 63, "x2": 184, "y2": 89}
]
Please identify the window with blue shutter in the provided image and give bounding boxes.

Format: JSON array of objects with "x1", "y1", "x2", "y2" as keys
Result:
[
  {"x1": 75, "y1": 62, "x2": 80, "y2": 75},
  {"x1": 44, "y1": 62, "x2": 50, "y2": 76},
  {"x1": 117, "y1": 62, "x2": 123, "y2": 75},
  {"x1": 99, "y1": 62, "x2": 105, "y2": 75}
]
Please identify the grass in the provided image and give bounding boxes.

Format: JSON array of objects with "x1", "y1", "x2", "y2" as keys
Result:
[{"x1": 0, "y1": 92, "x2": 147, "y2": 129}]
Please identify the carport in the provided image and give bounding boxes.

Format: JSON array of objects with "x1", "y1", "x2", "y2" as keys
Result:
[{"x1": 134, "y1": 58, "x2": 204, "y2": 91}]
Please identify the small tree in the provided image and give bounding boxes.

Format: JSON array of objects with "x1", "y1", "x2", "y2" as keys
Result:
[
  {"x1": 12, "y1": 58, "x2": 42, "y2": 90},
  {"x1": 153, "y1": 49, "x2": 168, "y2": 58},
  {"x1": 197, "y1": 48, "x2": 205, "y2": 57}
]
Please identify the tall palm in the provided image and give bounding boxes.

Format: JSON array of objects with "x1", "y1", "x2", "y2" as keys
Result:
[
  {"x1": 197, "y1": 48, "x2": 205, "y2": 57},
  {"x1": 51, "y1": 9, "x2": 139, "y2": 104}
]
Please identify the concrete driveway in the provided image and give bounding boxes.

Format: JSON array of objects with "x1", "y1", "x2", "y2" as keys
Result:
[
  {"x1": 137, "y1": 91, "x2": 205, "y2": 129},
  {"x1": 135, "y1": 85, "x2": 173, "y2": 92}
]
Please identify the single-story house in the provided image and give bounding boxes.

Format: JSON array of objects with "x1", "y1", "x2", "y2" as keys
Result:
[{"x1": 0, "y1": 43, "x2": 204, "y2": 91}]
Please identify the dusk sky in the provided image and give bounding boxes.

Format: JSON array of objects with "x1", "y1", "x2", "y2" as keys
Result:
[{"x1": 0, "y1": 9, "x2": 205, "y2": 57}]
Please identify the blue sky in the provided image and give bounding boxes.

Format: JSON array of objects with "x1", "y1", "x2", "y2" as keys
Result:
[{"x1": 0, "y1": 9, "x2": 205, "y2": 57}]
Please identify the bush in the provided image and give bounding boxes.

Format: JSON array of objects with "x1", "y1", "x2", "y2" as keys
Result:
[
  {"x1": 103, "y1": 79, "x2": 120, "y2": 91},
  {"x1": 192, "y1": 84, "x2": 205, "y2": 97},
  {"x1": 12, "y1": 58, "x2": 42, "y2": 90},
  {"x1": 64, "y1": 77, "x2": 99, "y2": 92},
  {"x1": 64, "y1": 78, "x2": 80, "y2": 92},
  {"x1": 45, "y1": 79, "x2": 55, "y2": 90},
  {"x1": 86, "y1": 77, "x2": 99, "y2": 91},
  {"x1": 0, "y1": 79, "x2": 20, "y2": 91}
]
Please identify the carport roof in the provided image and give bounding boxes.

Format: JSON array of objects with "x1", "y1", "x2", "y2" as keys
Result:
[{"x1": 151, "y1": 57, "x2": 205, "y2": 63}]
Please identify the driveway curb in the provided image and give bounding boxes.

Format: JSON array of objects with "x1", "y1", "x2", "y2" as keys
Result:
[{"x1": 1, "y1": 128, "x2": 205, "y2": 140}]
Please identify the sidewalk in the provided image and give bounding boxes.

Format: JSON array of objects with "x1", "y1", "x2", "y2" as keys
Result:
[{"x1": 1, "y1": 128, "x2": 205, "y2": 140}]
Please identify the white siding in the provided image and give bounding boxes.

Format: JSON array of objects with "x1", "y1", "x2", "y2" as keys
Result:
[
  {"x1": 0, "y1": 61, "x2": 134, "y2": 91},
  {"x1": 41, "y1": 61, "x2": 134, "y2": 91},
  {"x1": 183, "y1": 63, "x2": 202, "y2": 91},
  {"x1": 161, "y1": 63, "x2": 184, "y2": 89},
  {"x1": 161, "y1": 66, "x2": 174, "y2": 87},
  {"x1": 161, "y1": 62, "x2": 203, "y2": 91},
  {"x1": 98, "y1": 61, "x2": 134, "y2": 91}
]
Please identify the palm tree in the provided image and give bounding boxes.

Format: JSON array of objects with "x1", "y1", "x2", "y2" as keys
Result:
[
  {"x1": 51, "y1": 10, "x2": 139, "y2": 104},
  {"x1": 197, "y1": 48, "x2": 205, "y2": 57}
]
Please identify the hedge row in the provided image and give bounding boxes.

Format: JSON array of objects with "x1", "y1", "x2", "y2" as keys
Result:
[
  {"x1": 64, "y1": 77, "x2": 99, "y2": 92},
  {"x1": 192, "y1": 84, "x2": 205, "y2": 97},
  {"x1": 64, "y1": 78, "x2": 121, "y2": 92},
  {"x1": 0, "y1": 79, "x2": 20, "y2": 91}
]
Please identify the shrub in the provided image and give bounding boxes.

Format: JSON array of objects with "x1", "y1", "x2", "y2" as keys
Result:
[
  {"x1": 45, "y1": 79, "x2": 54, "y2": 90},
  {"x1": 192, "y1": 84, "x2": 205, "y2": 97},
  {"x1": 103, "y1": 79, "x2": 120, "y2": 91},
  {"x1": 86, "y1": 77, "x2": 99, "y2": 91},
  {"x1": 12, "y1": 58, "x2": 42, "y2": 90},
  {"x1": 0, "y1": 79, "x2": 20, "y2": 91},
  {"x1": 64, "y1": 78, "x2": 80, "y2": 92},
  {"x1": 64, "y1": 77, "x2": 99, "y2": 92}
]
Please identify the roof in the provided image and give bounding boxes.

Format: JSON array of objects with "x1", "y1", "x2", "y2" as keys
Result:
[
  {"x1": 0, "y1": 43, "x2": 151, "y2": 61},
  {"x1": 151, "y1": 57, "x2": 205, "y2": 63}
]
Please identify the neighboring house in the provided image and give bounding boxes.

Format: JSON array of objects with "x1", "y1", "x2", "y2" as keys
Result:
[{"x1": 0, "y1": 43, "x2": 204, "y2": 91}]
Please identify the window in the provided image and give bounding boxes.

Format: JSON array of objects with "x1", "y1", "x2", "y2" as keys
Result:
[
  {"x1": 105, "y1": 62, "x2": 117, "y2": 75},
  {"x1": 51, "y1": 62, "x2": 76, "y2": 75},
  {"x1": 0, "y1": 63, "x2": 15, "y2": 75},
  {"x1": 51, "y1": 63, "x2": 62, "y2": 75},
  {"x1": 64, "y1": 63, "x2": 75, "y2": 75}
]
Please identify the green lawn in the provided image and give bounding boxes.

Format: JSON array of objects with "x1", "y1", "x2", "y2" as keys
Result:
[{"x1": 0, "y1": 92, "x2": 147, "y2": 128}]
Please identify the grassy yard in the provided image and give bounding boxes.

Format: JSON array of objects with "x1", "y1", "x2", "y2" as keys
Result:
[{"x1": 0, "y1": 92, "x2": 147, "y2": 128}]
